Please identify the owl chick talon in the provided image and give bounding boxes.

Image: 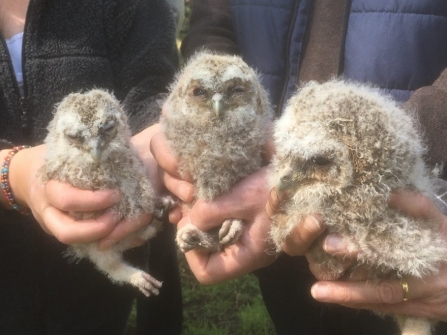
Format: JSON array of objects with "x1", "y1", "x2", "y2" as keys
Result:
[
  {"x1": 132, "y1": 271, "x2": 162, "y2": 297},
  {"x1": 219, "y1": 219, "x2": 243, "y2": 246},
  {"x1": 176, "y1": 223, "x2": 217, "y2": 253},
  {"x1": 176, "y1": 224, "x2": 202, "y2": 252},
  {"x1": 153, "y1": 195, "x2": 177, "y2": 219}
]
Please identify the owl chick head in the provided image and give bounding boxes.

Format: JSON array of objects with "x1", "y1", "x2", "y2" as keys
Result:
[
  {"x1": 272, "y1": 80, "x2": 425, "y2": 199},
  {"x1": 167, "y1": 51, "x2": 271, "y2": 122},
  {"x1": 45, "y1": 89, "x2": 130, "y2": 164}
]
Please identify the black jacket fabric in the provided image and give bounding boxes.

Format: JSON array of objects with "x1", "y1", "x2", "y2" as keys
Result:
[
  {"x1": 0, "y1": 0, "x2": 178, "y2": 145},
  {"x1": 0, "y1": 1, "x2": 181, "y2": 334}
]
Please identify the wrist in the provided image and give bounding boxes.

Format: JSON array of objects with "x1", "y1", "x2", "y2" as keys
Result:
[
  {"x1": 1, "y1": 146, "x2": 33, "y2": 213},
  {"x1": 0, "y1": 149, "x2": 10, "y2": 209},
  {"x1": 8, "y1": 147, "x2": 31, "y2": 209}
]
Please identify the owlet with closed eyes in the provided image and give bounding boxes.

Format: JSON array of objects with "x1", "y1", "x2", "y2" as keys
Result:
[
  {"x1": 41, "y1": 89, "x2": 168, "y2": 297},
  {"x1": 161, "y1": 51, "x2": 273, "y2": 253}
]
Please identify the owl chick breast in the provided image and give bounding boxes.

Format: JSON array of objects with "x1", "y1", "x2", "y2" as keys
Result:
[
  {"x1": 161, "y1": 51, "x2": 273, "y2": 200},
  {"x1": 42, "y1": 89, "x2": 155, "y2": 219},
  {"x1": 270, "y1": 80, "x2": 447, "y2": 279}
]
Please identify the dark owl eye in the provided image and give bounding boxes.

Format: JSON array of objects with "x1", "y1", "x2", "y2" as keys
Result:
[
  {"x1": 192, "y1": 87, "x2": 207, "y2": 96},
  {"x1": 102, "y1": 120, "x2": 116, "y2": 132},
  {"x1": 231, "y1": 86, "x2": 245, "y2": 94},
  {"x1": 311, "y1": 156, "x2": 331, "y2": 166},
  {"x1": 65, "y1": 132, "x2": 81, "y2": 141}
]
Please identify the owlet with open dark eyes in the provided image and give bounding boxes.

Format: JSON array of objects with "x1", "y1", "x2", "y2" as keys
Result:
[
  {"x1": 270, "y1": 80, "x2": 447, "y2": 335},
  {"x1": 40, "y1": 89, "x2": 169, "y2": 297},
  {"x1": 161, "y1": 51, "x2": 273, "y2": 253}
]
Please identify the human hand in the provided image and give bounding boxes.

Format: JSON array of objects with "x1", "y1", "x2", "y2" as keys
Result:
[
  {"x1": 177, "y1": 167, "x2": 277, "y2": 284},
  {"x1": 7, "y1": 145, "x2": 122, "y2": 244},
  {"x1": 98, "y1": 123, "x2": 166, "y2": 249},
  {"x1": 150, "y1": 130, "x2": 195, "y2": 223},
  {"x1": 310, "y1": 190, "x2": 447, "y2": 321}
]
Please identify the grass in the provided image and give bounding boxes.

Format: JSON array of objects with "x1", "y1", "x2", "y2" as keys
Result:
[
  {"x1": 179, "y1": 254, "x2": 275, "y2": 335},
  {"x1": 125, "y1": 253, "x2": 276, "y2": 335}
]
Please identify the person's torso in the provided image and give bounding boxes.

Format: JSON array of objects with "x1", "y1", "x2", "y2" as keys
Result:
[
  {"x1": 229, "y1": 0, "x2": 447, "y2": 113},
  {"x1": 0, "y1": 0, "x2": 118, "y2": 145}
]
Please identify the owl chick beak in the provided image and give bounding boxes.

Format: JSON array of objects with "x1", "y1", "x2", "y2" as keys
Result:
[
  {"x1": 212, "y1": 93, "x2": 224, "y2": 118},
  {"x1": 91, "y1": 139, "x2": 103, "y2": 163}
]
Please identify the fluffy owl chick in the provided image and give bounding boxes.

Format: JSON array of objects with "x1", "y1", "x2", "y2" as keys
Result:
[
  {"x1": 41, "y1": 89, "x2": 164, "y2": 297},
  {"x1": 161, "y1": 51, "x2": 273, "y2": 253},
  {"x1": 270, "y1": 80, "x2": 447, "y2": 335}
]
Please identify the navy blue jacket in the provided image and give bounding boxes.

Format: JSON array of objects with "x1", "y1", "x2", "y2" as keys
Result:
[
  {"x1": 182, "y1": 0, "x2": 447, "y2": 175},
  {"x1": 229, "y1": 0, "x2": 447, "y2": 109}
]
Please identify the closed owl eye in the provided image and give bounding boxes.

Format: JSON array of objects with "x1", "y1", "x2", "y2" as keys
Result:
[
  {"x1": 311, "y1": 156, "x2": 331, "y2": 166},
  {"x1": 231, "y1": 86, "x2": 245, "y2": 94},
  {"x1": 65, "y1": 132, "x2": 82, "y2": 141},
  {"x1": 192, "y1": 87, "x2": 207, "y2": 96},
  {"x1": 101, "y1": 120, "x2": 116, "y2": 132}
]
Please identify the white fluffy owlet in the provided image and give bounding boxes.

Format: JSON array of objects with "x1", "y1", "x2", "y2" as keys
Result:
[
  {"x1": 270, "y1": 80, "x2": 447, "y2": 335},
  {"x1": 161, "y1": 51, "x2": 273, "y2": 253},
  {"x1": 41, "y1": 89, "x2": 165, "y2": 297}
]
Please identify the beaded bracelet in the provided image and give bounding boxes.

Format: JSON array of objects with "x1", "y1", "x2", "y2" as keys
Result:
[{"x1": 1, "y1": 145, "x2": 31, "y2": 215}]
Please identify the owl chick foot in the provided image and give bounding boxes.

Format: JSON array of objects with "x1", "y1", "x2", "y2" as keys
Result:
[
  {"x1": 219, "y1": 219, "x2": 243, "y2": 247},
  {"x1": 176, "y1": 223, "x2": 218, "y2": 253},
  {"x1": 153, "y1": 195, "x2": 177, "y2": 220},
  {"x1": 130, "y1": 271, "x2": 163, "y2": 297}
]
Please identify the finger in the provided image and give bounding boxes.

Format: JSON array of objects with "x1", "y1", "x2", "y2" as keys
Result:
[
  {"x1": 343, "y1": 265, "x2": 370, "y2": 281},
  {"x1": 150, "y1": 132, "x2": 183, "y2": 179},
  {"x1": 183, "y1": 238, "x2": 275, "y2": 285},
  {"x1": 307, "y1": 256, "x2": 350, "y2": 281},
  {"x1": 338, "y1": 300, "x2": 447, "y2": 321},
  {"x1": 311, "y1": 277, "x2": 425, "y2": 305},
  {"x1": 43, "y1": 208, "x2": 119, "y2": 244},
  {"x1": 168, "y1": 205, "x2": 182, "y2": 224},
  {"x1": 188, "y1": 168, "x2": 270, "y2": 231},
  {"x1": 160, "y1": 169, "x2": 195, "y2": 202},
  {"x1": 46, "y1": 180, "x2": 121, "y2": 212},
  {"x1": 99, "y1": 213, "x2": 152, "y2": 249},
  {"x1": 266, "y1": 187, "x2": 285, "y2": 217},
  {"x1": 281, "y1": 215, "x2": 325, "y2": 256},
  {"x1": 322, "y1": 234, "x2": 359, "y2": 258}
]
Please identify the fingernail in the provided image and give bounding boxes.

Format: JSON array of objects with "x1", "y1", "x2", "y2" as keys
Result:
[
  {"x1": 323, "y1": 235, "x2": 344, "y2": 253},
  {"x1": 303, "y1": 215, "x2": 322, "y2": 233},
  {"x1": 177, "y1": 184, "x2": 192, "y2": 202},
  {"x1": 311, "y1": 283, "x2": 329, "y2": 300},
  {"x1": 100, "y1": 239, "x2": 115, "y2": 250}
]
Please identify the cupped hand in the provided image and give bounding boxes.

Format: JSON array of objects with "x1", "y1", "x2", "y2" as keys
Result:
[
  {"x1": 178, "y1": 167, "x2": 277, "y2": 285},
  {"x1": 9, "y1": 145, "x2": 122, "y2": 244},
  {"x1": 150, "y1": 130, "x2": 194, "y2": 223},
  {"x1": 311, "y1": 190, "x2": 447, "y2": 321}
]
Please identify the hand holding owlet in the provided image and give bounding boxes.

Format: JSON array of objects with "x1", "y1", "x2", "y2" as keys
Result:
[
  {"x1": 40, "y1": 89, "x2": 166, "y2": 296},
  {"x1": 270, "y1": 80, "x2": 447, "y2": 335},
  {"x1": 161, "y1": 51, "x2": 273, "y2": 253}
]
